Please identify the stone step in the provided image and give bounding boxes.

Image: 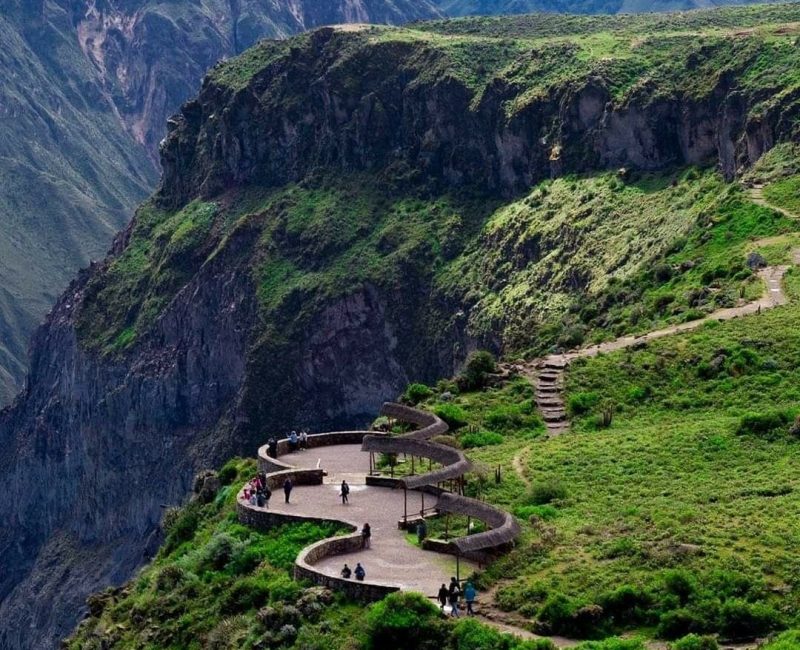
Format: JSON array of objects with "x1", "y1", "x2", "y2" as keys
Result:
[
  {"x1": 542, "y1": 411, "x2": 567, "y2": 422},
  {"x1": 536, "y1": 387, "x2": 560, "y2": 396},
  {"x1": 536, "y1": 399, "x2": 564, "y2": 408},
  {"x1": 543, "y1": 360, "x2": 568, "y2": 370},
  {"x1": 537, "y1": 374, "x2": 561, "y2": 384}
]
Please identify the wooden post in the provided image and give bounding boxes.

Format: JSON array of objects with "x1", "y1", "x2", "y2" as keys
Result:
[
  {"x1": 467, "y1": 516, "x2": 471, "y2": 535},
  {"x1": 421, "y1": 490, "x2": 425, "y2": 516},
  {"x1": 456, "y1": 554, "x2": 461, "y2": 582},
  {"x1": 445, "y1": 513, "x2": 450, "y2": 540},
  {"x1": 411, "y1": 455, "x2": 415, "y2": 475},
  {"x1": 404, "y1": 487, "x2": 408, "y2": 526},
  {"x1": 369, "y1": 452, "x2": 373, "y2": 475}
]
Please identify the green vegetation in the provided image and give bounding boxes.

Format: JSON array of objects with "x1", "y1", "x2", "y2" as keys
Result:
[{"x1": 65, "y1": 458, "x2": 353, "y2": 649}]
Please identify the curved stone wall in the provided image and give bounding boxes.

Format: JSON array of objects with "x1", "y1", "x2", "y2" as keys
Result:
[{"x1": 239, "y1": 403, "x2": 522, "y2": 601}]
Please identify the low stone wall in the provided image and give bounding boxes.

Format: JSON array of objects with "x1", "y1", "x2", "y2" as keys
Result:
[
  {"x1": 236, "y1": 498, "x2": 342, "y2": 530},
  {"x1": 258, "y1": 431, "x2": 377, "y2": 473},
  {"x1": 295, "y1": 534, "x2": 400, "y2": 602},
  {"x1": 263, "y1": 468, "x2": 324, "y2": 491}
]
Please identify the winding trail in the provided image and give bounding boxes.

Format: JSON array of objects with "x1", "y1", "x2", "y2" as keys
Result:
[{"x1": 523, "y1": 256, "x2": 794, "y2": 437}]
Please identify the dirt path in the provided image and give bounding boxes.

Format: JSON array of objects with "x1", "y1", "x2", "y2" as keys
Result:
[
  {"x1": 748, "y1": 184, "x2": 799, "y2": 221},
  {"x1": 512, "y1": 244, "x2": 795, "y2": 438}
]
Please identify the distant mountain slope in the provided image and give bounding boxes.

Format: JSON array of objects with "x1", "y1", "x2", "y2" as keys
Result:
[
  {"x1": 0, "y1": 0, "x2": 441, "y2": 406},
  {"x1": 438, "y1": 0, "x2": 782, "y2": 15}
]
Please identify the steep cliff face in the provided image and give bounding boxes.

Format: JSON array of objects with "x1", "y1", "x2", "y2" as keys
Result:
[
  {"x1": 2, "y1": 7, "x2": 800, "y2": 648},
  {"x1": 0, "y1": 0, "x2": 440, "y2": 408},
  {"x1": 159, "y1": 24, "x2": 800, "y2": 209}
]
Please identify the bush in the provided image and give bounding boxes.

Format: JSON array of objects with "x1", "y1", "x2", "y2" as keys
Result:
[
  {"x1": 719, "y1": 599, "x2": 782, "y2": 639},
  {"x1": 461, "y1": 431, "x2": 504, "y2": 448},
  {"x1": 459, "y1": 350, "x2": 497, "y2": 391},
  {"x1": 217, "y1": 461, "x2": 239, "y2": 486},
  {"x1": 663, "y1": 570, "x2": 697, "y2": 605},
  {"x1": 597, "y1": 585, "x2": 653, "y2": 626},
  {"x1": 762, "y1": 631, "x2": 800, "y2": 650},
  {"x1": 568, "y1": 392, "x2": 600, "y2": 416},
  {"x1": 434, "y1": 404, "x2": 469, "y2": 429},
  {"x1": 365, "y1": 592, "x2": 446, "y2": 650},
  {"x1": 451, "y1": 618, "x2": 555, "y2": 650},
  {"x1": 670, "y1": 634, "x2": 719, "y2": 650},
  {"x1": 527, "y1": 480, "x2": 568, "y2": 505},
  {"x1": 221, "y1": 576, "x2": 271, "y2": 614},
  {"x1": 736, "y1": 410, "x2": 793, "y2": 437},
  {"x1": 653, "y1": 263, "x2": 674, "y2": 282},
  {"x1": 404, "y1": 383, "x2": 434, "y2": 405},
  {"x1": 657, "y1": 609, "x2": 706, "y2": 640}
]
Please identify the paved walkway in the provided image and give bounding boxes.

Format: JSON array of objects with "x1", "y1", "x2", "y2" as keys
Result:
[{"x1": 263, "y1": 445, "x2": 474, "y2": 596}]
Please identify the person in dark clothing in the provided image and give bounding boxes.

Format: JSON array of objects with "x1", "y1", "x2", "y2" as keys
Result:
[
  {"x1": 283, "y1": 478, "x2": 293, "y2": 503},
  {"x1": 448, "y1": 577, "x2": 461, "y2": 618},
  {"x1": 354, "y1": 563, "x2": 366, "y2": 581},
  {"x1": 361, "y1": 523, "x2": 371, "y2": 548},
  {"x1": 341, "y1": 480, "x2": 350, "y2": 504},
  {"x1": 267, "y1": 437, "x2": 277, "y2": 459},
  {"x1": 341, "y1": 564, "x2": 352, "y2": 579},
  {"x1": 438, "y1": 584, "x2": 449, "y2": 611}
]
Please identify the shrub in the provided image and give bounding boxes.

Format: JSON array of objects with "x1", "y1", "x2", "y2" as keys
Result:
[
  {"x1": 365, "y1": 592, "x2": 446, "y2": 650},
  {"x1": 404, "y1": 383, "x2": 434, "y2": 405},
  {"x1": 573, "y1": 639, "x2": 646, "y2": 650},
  {"x1": 670, "y1": 634, "x2": 719, "y2": 650},
  {"x1": 762, "y1": 631, "x2": 800, "y2": 650},
  {"x1": 568, "y1": 392, "x2": 600, "y2": 416},
  {"x1": 719, "y1": 599, "x2": 782, "y2": 639},
  {"x1": 434, "y1": 404, "x2": 469, "y2": 429},
  {"x1": 221, "y1": 575, "x2": 271, "y2": 614},
  {"x1": 154, "y1": 565, "x2": 187, "y2": 592},
  {"x1": 217, "y1": 461, "x2": 239, "y2": 486},
  {"x1": 663, "y1": 570, "x2": 697, "y2": 605},
  {"x1": 657, "y1": 609, "x2": 706, "y2": 640},
  {"x1": 459, "y1": 350, "x2": 497, "y2": 391},
  {"x1": 653, "y1": 263, "x2": 674, "y2": 282},
  {"x1": 461, "y1": 431, "x2": 504, "y2": 448},
  {"x1": 736, "y1": 410, "x2": 793, "y2": 437},
  {"x1": 598, "y1": 585, "x2": 653, "y2": 626},
  {"x1": 528, "y1": 480, "x2": 568, "y2": 505}
]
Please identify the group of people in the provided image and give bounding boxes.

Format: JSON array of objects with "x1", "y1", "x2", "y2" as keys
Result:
[
  {"x1": 242, "y1": 472, "x2": 272, "y2": 508},
  {"x1": 264, "y1": 430, "x2": 310, "y2": 459},
  {"x1": 340, "y1": 562, "x2": 366, "y2": 581},
  {"x1": 288, "y1": 430, "x2": 309, "y2": 452},
  {"x1": 438, "y1": 577, "x2": 477, "y2": 617}
]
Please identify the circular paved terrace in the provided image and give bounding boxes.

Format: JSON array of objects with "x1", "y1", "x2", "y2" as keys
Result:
[{"x1": 253, "y1": 444, "x2": 475, "y2": 596}]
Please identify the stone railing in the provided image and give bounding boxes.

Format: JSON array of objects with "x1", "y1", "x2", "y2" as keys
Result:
[{"x1": 239, "y1": 403, "x2": 522, "y2": 602}]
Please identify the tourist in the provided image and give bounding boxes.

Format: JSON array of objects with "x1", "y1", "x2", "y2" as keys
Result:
[
  {"x1": 289, "y1": 430, "x2": 298, "y2": 452},
  {"x1": 299, "y1": 430, "x2": 308, "y2": 450},
  {"x1": 361, "y1": 523, "x2": 371, "y2": 548},
  {"x1": 448, "y1": 577, "x2": 461, "y2": 618},
  {"x1": 438, "y1": 583, "x2": 449, "y2": 611},
  {"x1": 284, "y1": 478, "x2": 293, "y2": 503},
  {"x1": 267, "y1": 437, "x2": 277, "y2": 459},
  {"x1": 341, "y1": 564, "x2": 352, "y2": 579},
  {"x1": 354, "y1": 563, "x2": 366, "y2": 581},
  {"x1": 243, "y1": 487, "x2": 251, "y2": 501},
  {"x1": 341, "y1": 480, "x2": 350, "y2": 504},
  {"x1": 464, "y1": 581, "x2": 476, "y2": 615},
  {"x1": 249, "y1": 491, "x2": 257, "y2": 506}
]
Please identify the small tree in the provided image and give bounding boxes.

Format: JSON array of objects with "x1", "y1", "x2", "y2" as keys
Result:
[{"x1": 458, "y1": 350, "x2": 497, "y2": 391}]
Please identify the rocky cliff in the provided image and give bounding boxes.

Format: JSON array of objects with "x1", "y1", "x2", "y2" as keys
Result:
[
  {"x1": 2, "y1": 6, "x2": 800, "y2": 648},
  {"x1": 0, "y1": 0, "x2": 440, "y2": 407}
]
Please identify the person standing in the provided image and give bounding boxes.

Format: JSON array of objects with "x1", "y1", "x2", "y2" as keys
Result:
[
  {"x1": 448, "y1": 577, "x2": 461, "y2": 618},
  {"x1": 341, "y1": 564, "x2": 352, "y2": 579},
  {"x1": 299, "y1": 430, "x2": 308, "y2": 450},
  {"x1": 283, "y1": 478, "x2": 293, "y2": 503},
  {"x1": 289, "y1": 430, "x2": 298, "y2": 452},
  {"x1": 361, "y1": 523, "x2": 371, "y2": 548},
  {"x1": 341, "y1": 480, "x2": 350, "y2": 504},
  {"x1": 354, "y1": 563, "x2": 366, "y2": 581},
  {"x1": 438, "y1": 583, "x2": 449, "y2": 611},
  {"x1": 267, "y1": 437, "x2": 277, "y2": 458},
  {"x1": 464, "y1": 581, "x2": 477, "y2": 616}
]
